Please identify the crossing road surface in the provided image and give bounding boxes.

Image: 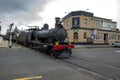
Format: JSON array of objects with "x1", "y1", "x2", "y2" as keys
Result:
[
  {"x1": 72, "y1": 48, "x2": 120, "y2": 80},
  {"x1": 0, "y1": 46, "x2": 118, "y2": 80}
]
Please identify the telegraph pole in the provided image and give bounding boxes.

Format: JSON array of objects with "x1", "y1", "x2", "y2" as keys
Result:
[
  {"x1": 0, "y1": 21, "x2": 1, "y2": 33},
  {"x1": 9, "y1": 23, "x2": 14, "y2": 48}
]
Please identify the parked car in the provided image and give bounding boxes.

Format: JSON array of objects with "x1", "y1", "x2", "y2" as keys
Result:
[{"x1": 113, "y1": 42, "x2": 120, "y2": 47}]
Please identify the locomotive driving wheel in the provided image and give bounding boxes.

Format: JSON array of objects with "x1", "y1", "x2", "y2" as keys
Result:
[
  {"x1": 57, "y1": 49, "x2": 72, "y2": 59},
  {"x1": 50, "y1": 50, "x2": 57, "y2": 58}
]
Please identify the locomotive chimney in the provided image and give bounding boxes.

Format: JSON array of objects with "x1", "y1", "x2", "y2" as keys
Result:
[
  {"x1": 55, "y1": 17, "x2": 61, "y2": 28},
  {"x1": 43, "y1": 23, "x2": 49, "y2": 30}
]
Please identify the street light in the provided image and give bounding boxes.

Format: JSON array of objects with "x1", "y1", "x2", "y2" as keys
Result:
[{"x1": 9, "y1": 23, "x2": 14, "y2": 48}]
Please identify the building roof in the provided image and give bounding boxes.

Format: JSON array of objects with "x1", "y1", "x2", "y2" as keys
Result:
[
  {"x1": 63, "y1": 10, "x2": 93, "y2": 20},
  {"x1": 62, "y1": 10, "x2": 116, "y2": 23}
]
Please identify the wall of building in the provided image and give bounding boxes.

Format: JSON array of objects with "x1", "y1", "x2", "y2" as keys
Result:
[
  {"x1": 66, "y1": 29, "x2": 120, "y2": 44},
  {"x1": 62, "y1": 11, "x2": 120, "y2": 44}
]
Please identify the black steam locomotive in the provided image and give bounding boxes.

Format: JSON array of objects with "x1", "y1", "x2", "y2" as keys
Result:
[{"x1": 14, "y1": 17, "x2": 74, "y2": 59}]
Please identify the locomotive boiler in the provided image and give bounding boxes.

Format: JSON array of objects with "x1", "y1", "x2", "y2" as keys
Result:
[
  {"x1": 33, "y1": 17, "x2": 67, "y2": 43},
  {"x1": 16, "y1": 17, "x2": 74, "y2": 59}
]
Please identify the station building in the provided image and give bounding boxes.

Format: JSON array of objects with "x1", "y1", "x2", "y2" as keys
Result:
[{"x1": 62, "y1": 10, "x2": 120, "y2": 44}]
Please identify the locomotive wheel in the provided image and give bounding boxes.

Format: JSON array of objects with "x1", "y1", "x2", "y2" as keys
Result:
[
  {"x1": 57, "y1": 50, "x2": 71, "y2": 59},
  {"x1": 50, "y1": 50, "x2": 57, "y2": 58},
  {"x1": 23, "y1": 42, "x2": 27, "y2": 47},
  {"x1": 66, "y1": 50, "x2": 72, "y2": 59}
]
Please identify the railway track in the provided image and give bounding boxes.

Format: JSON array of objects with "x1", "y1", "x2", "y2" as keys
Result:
[{"x1": 54, "y1": 56, "x2": 120, "y2": 80}]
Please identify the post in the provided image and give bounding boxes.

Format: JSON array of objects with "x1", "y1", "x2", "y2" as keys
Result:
[
  {"x1": 0, "y1": 26, "x2": 1, "y2": 33},
  {"x1": 9, "y1": 23, "x2": 14, "y2": 48},
  {"x1": 0, "y1": 21, "x2": 1, "y2": 33},
  {"x1": 9, "y1": 32, "x2": 12, "y2": 48}
]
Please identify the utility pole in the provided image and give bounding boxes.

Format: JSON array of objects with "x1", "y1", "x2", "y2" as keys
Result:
[
  {"x1": 9, "y1": 23, "x2": 14, "y2": 48},
  {"x1": 0, "y1": 21, "x2": 1, "y2": 33}
]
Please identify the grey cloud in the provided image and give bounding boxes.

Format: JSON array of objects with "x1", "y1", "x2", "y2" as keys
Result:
[
  {"x1": 118, "y1": 0, "x2": 120, "y2": 16},
  {"x1": 0, "y1": 0, "x2": 55, "y2": 34},
  {"x1": 0, "y1": 0, "x2": 48, "y2": 13},
  {"x1": 0, "y1": 0, "x2": 54, "y2": 26}
]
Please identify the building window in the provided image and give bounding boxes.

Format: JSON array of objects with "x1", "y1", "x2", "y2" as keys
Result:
[
  {"x1": 94, "y1": 20, "x2": 103, "y2": 27},
  {"x1": 103, "y1": 22, "x2": 117, "y2": 28},
  {"x1": 83, "y1": 19, "x2": 87, "y2": 26},
  {"x1": 103, "y1": 21, "x2": 108, "y2": 27},
  {"x1": 95, "y1": 33, "x2": 103, "y2": 40},
  {"x1": 83, "y1": 32, "x2": 87, "y2": 39},
  {"x1": 74, "y1": 32, "x2": 78, "y2": 39},
  {"x1": 118, "y1": 35, "x2": 120, "y2": 40},
  {"x1": 109, "y1": 34, "x2": 116, "y2": 40},
  {"x1": 112, "y1": 23, "x2": 117, "y2": 28}
]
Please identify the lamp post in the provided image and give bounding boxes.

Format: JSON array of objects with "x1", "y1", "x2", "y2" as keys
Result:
[{"x1": 9, "y1": 23, "x2": 14, "y2": 48}]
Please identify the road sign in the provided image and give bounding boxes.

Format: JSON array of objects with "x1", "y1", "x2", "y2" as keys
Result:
[{"x1": 93, "y1": 29, "x2": 97, "y2": 35}]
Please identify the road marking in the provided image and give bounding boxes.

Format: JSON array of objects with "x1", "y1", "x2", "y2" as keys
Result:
[
  {"x1": 13, "y1": 76, "x2": 43, "y2": 80},
  {"x1": 115, "y1": 51, "x2": 120, "y2": 52}
]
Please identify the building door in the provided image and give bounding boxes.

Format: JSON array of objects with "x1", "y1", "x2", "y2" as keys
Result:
[
  {"x1": 73, "y1": 32, "x2": 78, "y2": 43},
  {"x1": 104, "y1": 34, "x2": 108, "y2": 44}
]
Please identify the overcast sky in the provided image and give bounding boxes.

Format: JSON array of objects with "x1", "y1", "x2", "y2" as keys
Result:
[{"x1": 0, "y1": 0, "x2": 119, "y2": 34}]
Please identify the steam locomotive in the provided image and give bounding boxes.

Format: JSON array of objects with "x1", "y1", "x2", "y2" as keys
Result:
[{"x1": 13, "y1": 17, "x2": 74, "y2": 59}]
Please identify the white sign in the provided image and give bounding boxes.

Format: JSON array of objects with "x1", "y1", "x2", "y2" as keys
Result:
[{"x1": 93, "y1": 29, "x2": 97, "y2": 35}]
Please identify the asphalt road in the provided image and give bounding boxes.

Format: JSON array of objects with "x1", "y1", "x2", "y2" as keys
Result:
[
  {"x1": 73, "y1": 47, "x2": 120, "y2": 68},
  {"x1": 72, "y1": 47, "x2": 120, "y2": 80},
  {"x1": 0, "y1": 46, "x2": 119, "y2": 80}
]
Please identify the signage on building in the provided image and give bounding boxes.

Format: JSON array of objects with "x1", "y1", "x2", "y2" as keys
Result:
[
  {"x1": 91, "y1": 29, "x2": 97, "y2": 39},
  {"x1": 91, "y1": 32, "x2": 95, "y2": 39},
  {"x1": 93, "y1": 29, "x2": 97, "y2": 35},
  {"x1": 72, "y1": 17, "x2": 80, "y2": 28},
  {"x1": 74, "y1": 29, "x2": 78, "y2": 33}
]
